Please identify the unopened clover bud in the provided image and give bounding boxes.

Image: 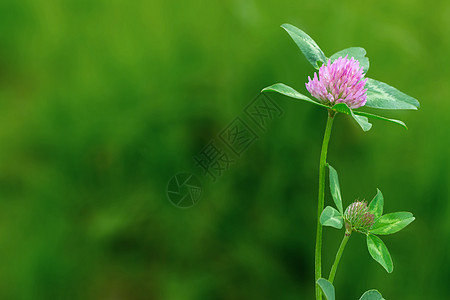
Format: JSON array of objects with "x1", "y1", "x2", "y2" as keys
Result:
[{"x1": 343, "y1": 201, "x2": 375, "y2": 234}]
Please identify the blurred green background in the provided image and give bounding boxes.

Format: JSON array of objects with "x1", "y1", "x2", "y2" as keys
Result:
[{"x1": 0, "y1": 0, "x2": 449, "y2": 299}]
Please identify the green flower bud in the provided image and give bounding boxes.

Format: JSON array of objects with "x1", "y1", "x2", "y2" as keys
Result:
[{"x1": 344, "y1": 201, "x2": 375, "y2": 234}]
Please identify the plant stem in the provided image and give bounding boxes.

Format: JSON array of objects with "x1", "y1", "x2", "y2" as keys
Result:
[
  {"x1": 328, "y1": 232, "x2": 351, "y2": 284},
  {"x1": 315, "y1": 111, "x2": 335, "y2": 300}
]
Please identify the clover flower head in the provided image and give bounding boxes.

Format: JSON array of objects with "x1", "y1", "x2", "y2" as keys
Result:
[
  {"x1": 344, "y1": 201, "x2": 375, "y2": 234},
  {"x1": 305, "y1": 55, "x2": 368, "y2": 109}
]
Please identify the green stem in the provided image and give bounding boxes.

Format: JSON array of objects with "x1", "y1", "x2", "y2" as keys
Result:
[
  {"x1": 315, "y1": 111, "x2": 335, "y2": 300},
  {"x1": 328, "y1": 232, "x2": 351, "y2": 284}
]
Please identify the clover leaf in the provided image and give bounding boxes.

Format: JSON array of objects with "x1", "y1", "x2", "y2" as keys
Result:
[
  {"x1": 262, "y1": 23, "x2": 419, "y2": 131},
  {"x1": 322, "y1": 165, "x2": 415, "y2": 273}
]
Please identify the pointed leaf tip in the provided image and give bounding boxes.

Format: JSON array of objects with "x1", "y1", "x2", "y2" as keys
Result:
[
  {"x1": 370, "y1": 212, "x2": 415, "y2": 235},
  {"x1": 368, "y1": 188, "x2": 384, "y2": 219},
  {"x1": 262, "y1": 83, "x2": 329, "y2": 108},
  {"x1": 328, "y1": 164, "x2": 343, "y2": 214},
  {"x1": 353, "y1": 111, "x2": 408, "y2": 130},
  {"x1": 280, "y1": 23, "x2": 327, "y2": 69},
  {"x1": 365, "y1": 78, "x2": 420, "y2": 110},
  {"x1": 367, "y1": 234, "x2": 393, "y2": 273}
]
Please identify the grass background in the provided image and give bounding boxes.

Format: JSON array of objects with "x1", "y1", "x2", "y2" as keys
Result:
[{"x1": 0, "y1": 0, "x2": 449, "y2": 299}]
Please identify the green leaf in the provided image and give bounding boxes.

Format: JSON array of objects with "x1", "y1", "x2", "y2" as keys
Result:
[
  {"x1": 320, "y1": 206, "x2": 343, "y2": 229},
  {"x1": 353, "y1": 110, "x2": 407, "y2": 130},
  {"x1": 330, "y1": 47, "x2": 369, "y2": 73},
  {"x1": 317, "y1": 278, "x2": 335, "y2": 300},
  {"x1": 281, "y1": 24, "x2": 327, "y2": 69},
  {"x1": 366, "y1": 234, "x2": 393, "y2": 273},
  {"x1": 328, "y1": 164, "x2": 343, "y2": 214},
  {"x1": 370, "y1": 212, "x2": 415, "y2": 235},
  {"x1": 359, "y1": 290, "x2": 385, "y2": 300},
  {"x1": 365, "y1": 78, "x2": 420, "y2": 110},
  {"x1": 368, "y1": 189, "x2": 384, "y2": 219},
  {"x1": 332, "y1": 103, "x2": 372, "y2": 131},
  {"x1": 262, "y1": 83, "x2": 329, "y2": 108}
]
